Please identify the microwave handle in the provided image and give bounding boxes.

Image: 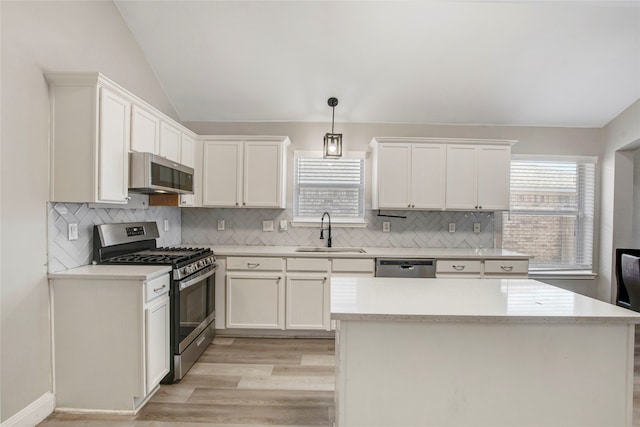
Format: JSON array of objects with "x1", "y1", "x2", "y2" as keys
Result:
[{"x1": 179, "y1": 265, "x2": 217, "y2": 291}]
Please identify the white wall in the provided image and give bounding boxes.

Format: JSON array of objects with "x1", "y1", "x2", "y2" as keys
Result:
[
  {"x1": 0, "y1": 1, "x2": 178, "y2": 422},
  {"x1": 599, "y1": 99, "x2": 640, "y2": 302}
]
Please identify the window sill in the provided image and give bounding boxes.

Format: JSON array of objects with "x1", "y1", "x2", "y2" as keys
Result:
[
  {"x1": 529, "y1": 270, "x2": 597, "y2": 280},
  {"x1": 291, "y1": 218, "x2": 368, "y2": 228}
]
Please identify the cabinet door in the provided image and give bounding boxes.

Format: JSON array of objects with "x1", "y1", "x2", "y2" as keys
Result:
[
  {"x1": 244, "y1": 141, "x2": 282, "y2": 207},
  {"x1": 376, "y1": 143, "x2": 411, "y2": 209},
  {"x1": 159, "y1": 122, "x2": 181, "y2": 162},
  {"x1": 98, "y1": 87, "x2": 130, "y2": 203},
  {"x1": 130, "y1": 105, "x2": 159, "y2": 154},
  {"x1": 145, "y1": 294, "x2": 170, "y2": 394},
  {"x1": 445, "y1": 145, "x2": 477, "y2": 210},
  {"x1": 180, "y1": 134, "x2": 195, "y2": 167},
  {"x1": 226, "y1": 274, "x2": 284, "y2": 329},
  {"x1": 411, "y1": 144, "x2": 446, "y2": 209},
  {"x1": 476, "y1": 145, "x2": 511, "y2": 210},
  {"x1": 202, "y1": 141, "x2": 243, "y2": 207},
  {"x1": 286, "y1": 275, "x2": 329, "y2": 330}
]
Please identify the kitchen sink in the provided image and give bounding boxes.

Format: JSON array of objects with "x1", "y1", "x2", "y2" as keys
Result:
[{"x1": 295, "y1": 247, "x2": 367, "y2": 253}]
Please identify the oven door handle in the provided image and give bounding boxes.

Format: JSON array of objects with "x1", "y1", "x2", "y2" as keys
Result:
[{"x1": 179, "y1": 265, "x2": 217, "y2": 291}]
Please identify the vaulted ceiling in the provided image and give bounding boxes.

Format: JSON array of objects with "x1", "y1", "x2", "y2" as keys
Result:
[{"x1": 115, "y1": 1, "x2": 640, "y2": 127}]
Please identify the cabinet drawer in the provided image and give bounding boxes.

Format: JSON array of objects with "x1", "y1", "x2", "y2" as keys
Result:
[
  {"x1": 436, "y1": 260, "x2": 482, "y2": 274},
  {"x1": 287, "y1": 258, "x2": 329, "y2": 272},
  {"x1": 145, "y1": 274, "x2": 170, "y2": 302},
  {"x1": 484, "y1": 260, "x2": 529, "y2": 275},
  {"x1": 332, "y1": 258, "x2": 375, "y2": 273},
  {"x1": 227, "y1": 257, "x2": 284, "y2": 271}
]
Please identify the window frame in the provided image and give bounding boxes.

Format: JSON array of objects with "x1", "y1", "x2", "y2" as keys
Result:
[
  {"x1": 292, "y1": 150, "x2": 367, "y2": 227},
  {"x1": 501, "y1": 154, "x2": 597, "y2": 274}
]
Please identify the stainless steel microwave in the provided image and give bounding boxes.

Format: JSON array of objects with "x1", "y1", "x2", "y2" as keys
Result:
[{"x1": 129, "y1": 152, "x2": 194, "y2": 195}]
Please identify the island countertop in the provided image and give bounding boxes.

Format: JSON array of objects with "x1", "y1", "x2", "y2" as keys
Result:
[{"x1": 330, "y1": 276, "x2": 640, "y2": 323}]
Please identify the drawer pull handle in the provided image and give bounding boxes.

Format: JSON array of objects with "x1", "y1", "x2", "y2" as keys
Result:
[
  {"x1": 500, "y1": 266, "x2": 514, "y2": 272},
  {"x1": 452, "y1": 265, "x2": 465, "y2": 271},
  {"x1": 247, "y1": 263, "x2": 260, "y2": 269},
  {"x1": 196, "y1": 335, "x2": 207, "y2": 347},
  {"x1": 153, "y1": 284, "x2": 167, "y2": 293}
]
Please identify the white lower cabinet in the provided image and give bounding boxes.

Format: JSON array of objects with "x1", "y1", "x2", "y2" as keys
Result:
[
  {"x1": 144, "y1": 294, "x2": 170, "y2": 393},
  {"x1": 436, "y1": 259, "x2": 529, "y2": 278},
  {"x1": 286, "y1": 274, "x2": 330, "y2": 330},
  {"x1": 226, "y1": 273, "x2": 285, "y2": 329},
  {"x1": 49, "y1": 272, "x2": 170, "y2": 413}
]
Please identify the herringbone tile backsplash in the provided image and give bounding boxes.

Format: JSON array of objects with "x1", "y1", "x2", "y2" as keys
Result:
[
  {"x1": 48, "y1": 202, "x2": 181, "y2": 273},
  {"x1": 49, "y1": 204, "x2": 494, "y2": 273},
  {"x1": 182, "y1": 208, "x2": 495, "y2": 249}
]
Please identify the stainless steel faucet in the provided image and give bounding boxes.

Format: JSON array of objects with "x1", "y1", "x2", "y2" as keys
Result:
[{"x1": 320, "y1": 212, "x2": 332, "y2": 248}]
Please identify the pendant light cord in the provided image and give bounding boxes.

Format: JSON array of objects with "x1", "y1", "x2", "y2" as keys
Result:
[{"x1": 331, "y1": 106, "x2": 335, "y2": 134}]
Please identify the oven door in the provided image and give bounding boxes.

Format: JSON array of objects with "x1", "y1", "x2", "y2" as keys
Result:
[{"x1": 174, "y1": 264, "x2": 216, "y2": 354}]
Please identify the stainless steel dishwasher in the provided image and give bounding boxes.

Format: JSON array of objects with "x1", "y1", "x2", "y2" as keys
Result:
[{"x1": 375, "y1": 258, "x2": 436, "y2": 278}]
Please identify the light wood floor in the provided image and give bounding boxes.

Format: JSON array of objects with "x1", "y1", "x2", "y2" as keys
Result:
[
  {"x1": 39, "y1": 331, "x2": 640, "y2": 426},
  {"x1": 39, "y1": 337, "x2": 336, "y2": 426}
]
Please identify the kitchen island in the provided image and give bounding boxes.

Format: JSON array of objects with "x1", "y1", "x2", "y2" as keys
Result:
[{"x1": 331, "y1": 277, "x2": 640, "y2": 427}]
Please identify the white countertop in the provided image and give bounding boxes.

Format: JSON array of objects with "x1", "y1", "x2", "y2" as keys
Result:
[
  {"x1": 197, "y1": 245, "x2": 529, "y2": 259},
  {"x1": 48, "y1": 264, "x2": 171, "y2": 281},
  {"x1": 330, "y1": 277, "x2": 640, "y2": 323}
]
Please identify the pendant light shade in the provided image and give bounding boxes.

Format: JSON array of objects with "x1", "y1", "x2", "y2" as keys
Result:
[{"x1": 323, "y1": 97, "x2": 342, "y2": 158}]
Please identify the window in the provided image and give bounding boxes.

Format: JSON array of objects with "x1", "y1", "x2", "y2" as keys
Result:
[
  {"x1": 294, "y1": 152, "x2": 365, "y2": 223},
  {"x1": 502, "y1": 155, "x2": 596, "y2": 271}
]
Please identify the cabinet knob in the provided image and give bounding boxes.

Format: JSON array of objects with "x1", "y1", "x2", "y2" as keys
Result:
[
  {"x1": 408, "y1": 204, "x2": 411, "y2": 208},
  {"x1": 235, "y1": 202, "x2": 239, "y2": 206}
]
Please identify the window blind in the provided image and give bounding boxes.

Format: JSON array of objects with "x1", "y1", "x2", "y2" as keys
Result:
[
  {"x1": 294, "y1": 156, "x2": 365, "y2": 218},
  {"x1": 502, "y1": 158, "x2": 596, "y2": 271}
]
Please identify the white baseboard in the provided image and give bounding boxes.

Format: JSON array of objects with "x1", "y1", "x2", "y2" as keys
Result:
[{"x1": 1, "y1": 392, "x2": 55, "y2": 427}]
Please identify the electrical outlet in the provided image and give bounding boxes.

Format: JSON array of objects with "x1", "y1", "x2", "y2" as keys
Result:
[
  {"x1": 217, "y1": 219, "x2": 225, "y2": 231},
  {"x1": 382, "y1": 221, "x2": 390, "y2": 232},
  {"x1": 474, "y1": 222, "x2": 481, "y2": 233},
  {"x1": 68, "y1": 223, "x2": 78, "y2": 241},
  {"x1": 448, "y1": 222, "x2": 456, "y2": 233},
  {"x1": 263, "y1": 220, "x2": 274, "y2": 232},
  {"x1": 163, "y1": 219, "x2": 169, "y2": 232},
  {"x1": 280, "y1": 219, "x2": 288, "y2": 231}
]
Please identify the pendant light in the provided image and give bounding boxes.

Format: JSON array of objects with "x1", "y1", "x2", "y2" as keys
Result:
[{"x1": 323, "y1": 97, "x2": 342, "y2": 158}]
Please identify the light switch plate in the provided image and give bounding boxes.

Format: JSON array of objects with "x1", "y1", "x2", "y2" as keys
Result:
[
  {"x1": 217, "y1": 219, "x2": 225, "y2": 231},
  {"x1": 68, "y1": 223, "x2": 78, "y2": 241},
  {"x1": 163, "y1": 219, "x2": 169, "y2": 232},
  {"x1": 474, "y1": 222, "x2": 481, "y2": 233},
  {"x1": 263, "y1": 220, "x2": 274, "y2": 232},
  {"x1": 280, "y1": 219, "x2": 288, "y2": 231},
  {"x1": 448, "y1": 223, "x2": 456, "y2": 233},
  {"x1": 382, "y1": 221, "x2": 390, "y2": 232}
]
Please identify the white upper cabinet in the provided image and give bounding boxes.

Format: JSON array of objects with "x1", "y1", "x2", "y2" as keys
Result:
[
  {"x1": 46, "y1": 73, "x2": 132, "y2": 204},
  {"x1": 445, "y1": 144, "x2": 511, "y2": 211},
  {"x1": 46, "y1": 72, "x2": 200, "y2": 206},
  {"x1": 98, "y1": 88, "x2": 131, "y2": 203},
  {"x1": 130, "y1": 105, "x2": 160, "y2": 154},
  {"x1": 372, "y1": 139, "x2": 446, "y2": 210},
  {"x1": 202, "y1": 140, "x2": 243, "y2": 207},
  {"x1": 159, "y1": 121, "x2": 181, "y2": 162},
  {"x1": 371, "y1": 137, "x2": 514, "y2": 212},
  {"x1": 202, "y1": 136, "x2": 290, "y2": 208},
  {"x1": 180, "y1": 134, "x2": 195, "y2": 168}
]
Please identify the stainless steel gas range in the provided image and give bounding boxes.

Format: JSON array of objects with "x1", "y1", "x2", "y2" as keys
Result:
[{"x1": 93, "y1": 221, "x2": 216, "y2": 383}]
